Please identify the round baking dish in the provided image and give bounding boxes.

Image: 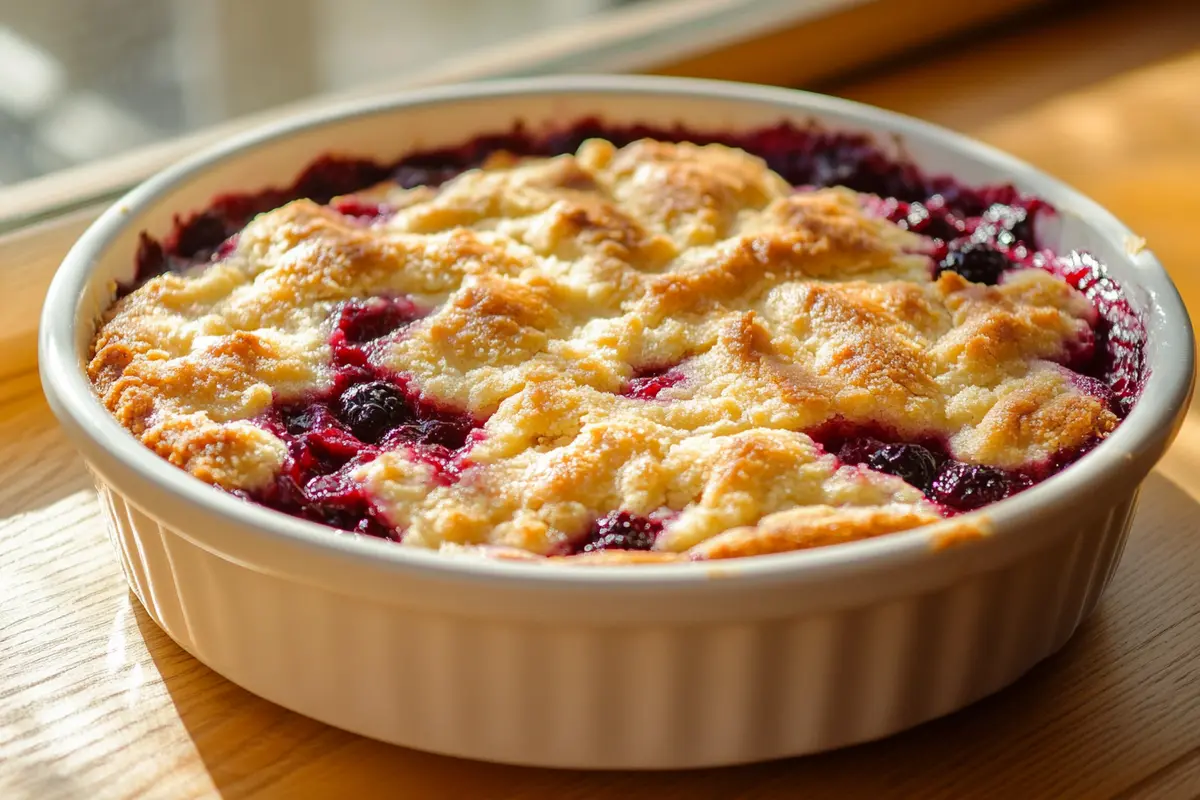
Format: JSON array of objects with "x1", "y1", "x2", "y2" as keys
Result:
[{"x1": 39, "y1": 76, "x2": 1195, "y2": 769}]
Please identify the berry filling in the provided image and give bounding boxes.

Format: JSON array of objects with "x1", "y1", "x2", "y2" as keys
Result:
[
  {"x1": 571, "y1": 511, "x2": 663, "y2": 554},
  {"x1": 128, "y1": 119, "x2": 1148, "y2": 539},
  {"x1": 335, "y1": 296, "x2": 425, "y2": 347},
  {"x1": 330, "y1": 197, "x2": 391, "y2": 222},
  {"x1": 879, "y1": 195, "x2": 964, "y2": 243},
  {"x1": 622, "y1": 364, "x2": 686, "y2": 400},
  {"x1": 1051, "y1": 251, "x2": 1145, "y2": 415},
  {"x1": 866, "y1": 443, "x2": 942, "y2": 494},
  {"x1": 814, "y1": 424, "x2": 1043, "y2": 515},
  {"x1": 247, "y1": 295, "x2": 483, "y2": 537},
  {"x1": 337, "y1": 381, "x2": 410, "y2": 444},
  {"x1": 938, "y1": 242, "x2": 1012, "y2": 286},
  {"x1": 255, "y1": 379, "x2": 482, "y2": 537},
  {"x1": 930, "y1": 462, "x2": 1028, "y2": 512},
  {"x1": 1065, "y1": 370, "x2": 1120, "y2": 415}
]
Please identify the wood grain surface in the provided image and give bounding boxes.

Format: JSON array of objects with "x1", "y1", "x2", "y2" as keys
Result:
[{"x1": 4, "y1": 2, "x2": 1200, "y2": 797}]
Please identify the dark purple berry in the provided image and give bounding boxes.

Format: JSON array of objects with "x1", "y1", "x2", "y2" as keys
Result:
[
  {"x1": 337, "y1": 381, "x2": 411, "y2": 443},
  {"x1": 939, "y1": 243, "x2": 1010, "y2": 285},
  {"x1": 837, "y1": 437, "x2": 886, "y2": 468},
  {"x1": 931, "y1": 462, "x2": 1016, "y2": 511},
  {"x1": 577, "y1": 512, "x2": 662, "y2": 553},
  {"x1": 867, "y1": 443, "x2": 940, "y2": 492}
]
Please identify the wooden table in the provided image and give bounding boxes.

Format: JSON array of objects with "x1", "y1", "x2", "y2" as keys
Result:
[{"x1": 4, "y1": 2, "x2": 1200, "y2": 797}]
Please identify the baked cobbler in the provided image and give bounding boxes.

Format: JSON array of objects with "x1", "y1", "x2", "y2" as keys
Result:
[{"x1": 87, "y1": 121, "x2": 1145, "y2": 563}]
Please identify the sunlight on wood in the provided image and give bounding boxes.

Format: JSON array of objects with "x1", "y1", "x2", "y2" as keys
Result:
[{"x1": 4, "y1": 3, "x2": 1200, "y2": 797}]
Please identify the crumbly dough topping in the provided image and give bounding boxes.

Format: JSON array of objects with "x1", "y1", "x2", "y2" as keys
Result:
[{"x1": 89, "y1": 138, "x2": 1116, "y2": 561}]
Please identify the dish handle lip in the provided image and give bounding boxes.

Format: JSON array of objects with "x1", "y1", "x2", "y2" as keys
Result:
[{"x1": 37, "y1": 74, "x2": 1198, "y2": 596}]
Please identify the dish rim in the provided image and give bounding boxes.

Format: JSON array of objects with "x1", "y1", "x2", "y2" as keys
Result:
[{"x1": 38, "y1": 74, "x2": 1196, "y2": 591}]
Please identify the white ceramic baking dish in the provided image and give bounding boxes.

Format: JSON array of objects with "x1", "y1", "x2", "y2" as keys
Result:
[{"x1": 39, "y1": 76, "x2": 1195, "y2": 769}]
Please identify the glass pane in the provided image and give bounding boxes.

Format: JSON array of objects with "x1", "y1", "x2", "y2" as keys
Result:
[{"x1": 0, "y1": 0, "x2": 650, "y2": 185}]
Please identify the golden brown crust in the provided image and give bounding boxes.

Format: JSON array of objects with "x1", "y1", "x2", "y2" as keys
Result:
[
  {"x1": 688, "y1": 505, "x2": 943, "y2": 560},
  {"x1": 89, "y1": 138, "x2": 1117, "y2": 560}
]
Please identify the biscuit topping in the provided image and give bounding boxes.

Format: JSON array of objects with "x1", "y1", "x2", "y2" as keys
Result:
[{"x1": 89, "y1": 129, "x2": 1138, "y2": 562}]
